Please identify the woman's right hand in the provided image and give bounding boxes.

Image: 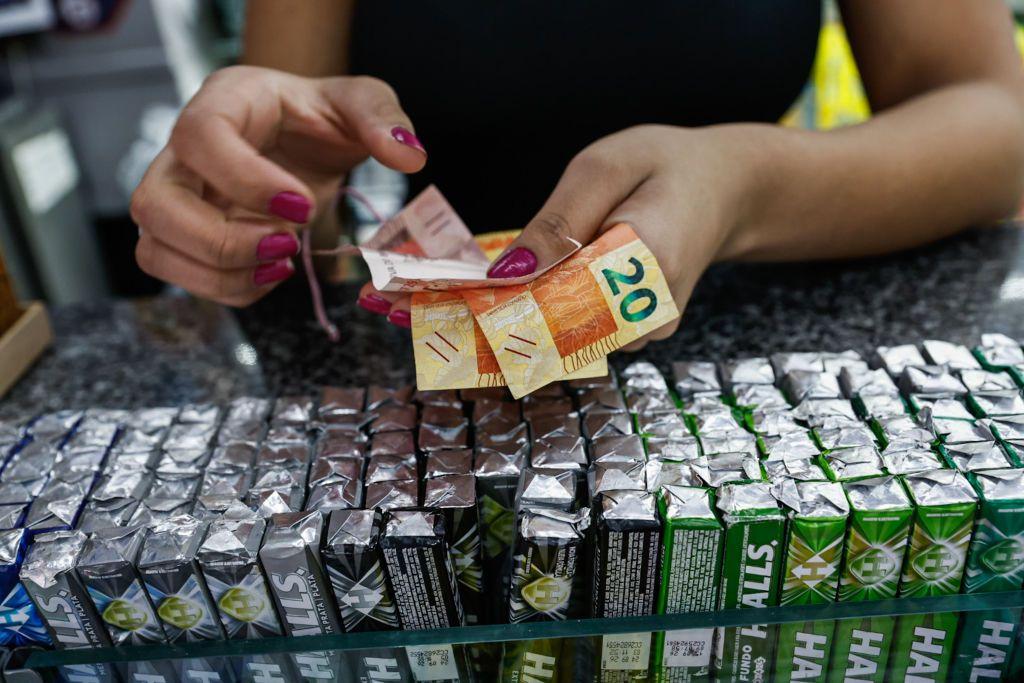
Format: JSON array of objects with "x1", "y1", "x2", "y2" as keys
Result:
[{"x1": 131, "y1": 66, "x2": 426, "y2": 306}]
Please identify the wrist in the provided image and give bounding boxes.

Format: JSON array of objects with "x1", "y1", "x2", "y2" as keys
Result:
[{"x1": 703, "y1": 123, "x2": 789, "y2": 263}]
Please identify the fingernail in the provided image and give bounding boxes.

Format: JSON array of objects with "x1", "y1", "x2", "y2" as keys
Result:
[
  {"x1": 257, "y1": 233, "x2": 300, "y2": 261},
  {"x1": 387, "y1": 310, "x2": 411, "y2": 328},
  {"x1": 487, "y1": 247, "x2": 538, "y2": 278},
  {"x1": 253, "y1": 259, "x2": 294, "y2": 285},
  {"x1": 268, "y1": 191, "x2": 311, "y2": 223},
  {"x1": 391, "y1": 126, "x2": 426, "y2": 155},
  {"x1": 358, "y1": 294, "x2": 392, "y2": 315}
]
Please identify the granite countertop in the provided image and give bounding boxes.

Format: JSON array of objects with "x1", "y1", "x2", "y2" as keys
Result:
[{"x1": 3, "y1": 225, "x2": 1024, "y2": 419}]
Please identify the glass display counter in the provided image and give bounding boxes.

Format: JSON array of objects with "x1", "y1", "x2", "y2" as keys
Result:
[{"x1": 20, "y1": 589, "x2": 1024, "y2": 682}]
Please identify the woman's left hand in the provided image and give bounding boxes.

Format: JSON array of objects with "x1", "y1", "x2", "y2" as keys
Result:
[{"x1": 360, "y1": 124, "x2": 762, "y2": 344}]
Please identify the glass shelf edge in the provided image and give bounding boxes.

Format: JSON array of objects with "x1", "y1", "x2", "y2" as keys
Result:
[{"x1": 26, "y1": 590, "x2": 1024, "y2": 669}]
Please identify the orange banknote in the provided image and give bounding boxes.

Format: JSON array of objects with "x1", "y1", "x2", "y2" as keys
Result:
[
  {"x1": 348, "y1": 187, "x2": 579, "y2": 292},
  {"x1": 411, "y1": 290, "x2": 607, "y2": 390},
  {"x1": 411, "y1": 230, "x2": 607, "y2": 390},
  {"x1": 462, "y1": 224, "x2": 678, "y2": 397}
]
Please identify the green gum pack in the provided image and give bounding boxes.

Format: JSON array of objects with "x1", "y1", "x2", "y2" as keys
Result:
[
  {"x1": 949, "y1": 609, "x2": 1020, "y2": 682},
  {"x1": 890, "y1": 469, "x2": 978, "y2": 683},
  {"x1": 501, "y1": 638, "x2": 568, "y2": 683},
  {"x1": 828, "y1": 476, "x2": 913, "y2": 683},
  {"x1": 772, "y1": 480, "x2": 849, "y2": 683},
  {"x1": 1003, "y1": 611, "x2": 1024, "y2": 681},
  {"x1": 963, "y1": 469, "x2": 1024, "y2": 594},
  {"x1": 713, "y1": 482, "x2": 785, "y2": 683},
  {"x1": 948, "y1": 469, "x2": 1024, "y2": 682}
]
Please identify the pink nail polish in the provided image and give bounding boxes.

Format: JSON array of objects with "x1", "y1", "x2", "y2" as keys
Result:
[
  {"x1": 257, "y1": 233, "x2": 299, "y2": 261},
  {"x1": 487, "y1": 247, "x2": 538, "y2": 278},
  {"x1": 268, "y1": 192, "x2": 311, "y2": 223},
  {"x1": 253, "y1": 259, "x2": 294, "y2": 285},
  {"x1": 358, "y1": 294, "x2": 392, "y2": 316},
  {"x1": 387, "y1": 310, "x2": 411, "y2": 328},
  {"x1": 391, "y1": 127, "x2": 426, "y2": 155}
]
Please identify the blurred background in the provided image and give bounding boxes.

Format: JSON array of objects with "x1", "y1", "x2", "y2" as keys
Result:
[{"x1": 0, "y1": 0, "x2": 1023, "y2": 307}]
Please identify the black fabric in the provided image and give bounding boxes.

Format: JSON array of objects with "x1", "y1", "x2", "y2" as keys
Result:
[{"x1": 351, "y1": 1, "x2": 821, "y2": 230}]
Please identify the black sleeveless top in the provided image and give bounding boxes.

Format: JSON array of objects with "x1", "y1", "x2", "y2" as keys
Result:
[{"x1": 352, "y1": 2, "x2": 821, "y2": 230}]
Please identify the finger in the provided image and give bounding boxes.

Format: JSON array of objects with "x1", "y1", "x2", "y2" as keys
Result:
[
  {"x1": 602, "y1": 179, "x2": 689, "y2": 350},
  {"x1": 621, "y1": 319, "x2": 682, "y2": 353},
  {"x1": 319, "y1": 76, "x2": 428, "y2": 175},
  {"x1": 386, "y1": 295, "x2": 411, "y2": 329},
  {"x1": 356, "y1": 281, "x2": 399, "y2": 315},
  {"x1": 648, "y1": 318, "x2": 682, "y2": 341},
  {"x1": 135, "y1": 232, "x2": 293, "y2": 306},
  {"x1": 487, "y1": 142, "x2": 651, "y2": 278},
  {"x1": 604, "y1": 172, "x2": 713, "y2": 326},
  {"x1": 132, "y1": 153, "x2": 301, "y2": 270},
  {"x1": 169, "y1": 68, "x2": 317, "y2": 222},
  {"x1": 621, "y1": 340, "x2": 648, "y2": 353}
]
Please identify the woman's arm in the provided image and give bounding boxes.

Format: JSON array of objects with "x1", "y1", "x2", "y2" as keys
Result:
[
  {"x1": 460, "y1": 0, "x2": 1024, "y2": 345},
  {"x1": 720, "y1": 0, "x2": 1024, "y2": 261},
  {"x1": 243, "y1": 0, "x2": 354, "y2": 75}
]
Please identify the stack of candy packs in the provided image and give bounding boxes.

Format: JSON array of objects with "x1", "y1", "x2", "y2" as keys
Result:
[{"x1": 1, "y1": 335, "x2": 1024, "y2": 681}]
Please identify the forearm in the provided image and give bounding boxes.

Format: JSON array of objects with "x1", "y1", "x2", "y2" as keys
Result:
[
  {"x1": 718, "y1": 80, "x2": 1024, "y2": 262},
  {"x1": 243, "y1": 0, "x2": 353, "y2": 75}
]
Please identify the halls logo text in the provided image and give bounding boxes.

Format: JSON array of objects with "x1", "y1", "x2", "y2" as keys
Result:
[
  {"x1": 739, "y1": 540, "x2": 777, "y2": 639},
  {"x1": 841, "y1": 628, "x2": 885, "y2": 682},
  {"x1": 520, "y1": 651, "x2": 557, "y2": 682},
  {"x1": 906, "y1": 626, "x2": 951, "y2": 680},
  {"x1": 270, "y1": 569, "x2": 331, "y2": 635},
  {"x1": 787, "y1": 631, "x2": 828, "y2": 680},
  {"x1": 361, "y1": 656, "x2": 405, "y2": 682},
  {"x1": 38, "y1": 590, "x2": 98, "y2": 647},
  {"x1": 968, "y1": 619, "x2": 1016, "y2": 682}
]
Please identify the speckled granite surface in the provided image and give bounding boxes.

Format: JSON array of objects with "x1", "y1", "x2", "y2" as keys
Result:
[{"x1": 3, "y1": 225, "x2": 1023, "y2": 419}]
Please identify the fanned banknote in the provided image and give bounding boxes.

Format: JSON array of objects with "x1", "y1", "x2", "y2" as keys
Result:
[
  {"x1": 347, "y1": 186, "x2": 579, "y2": 292},
  {"x1": 345, "y1": 186, "x2": 624, "y2": 393},
  {"x1": 411, "y1": 290, "x2": 607, "y2": 390},
  {"x1": 412, "y1": 291, "x2": 505, "y2": 388},
  {"x1": 409, "y1": 230, "x2": 606, "y2": 390},
  {"x1": 462, "y1": 223, "x2": 679, "y2": 397}
]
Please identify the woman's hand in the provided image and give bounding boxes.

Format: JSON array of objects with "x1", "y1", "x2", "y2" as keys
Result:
[
  {"x1": 494, "y1": 125, "x2": 762, "y2": 350},
  {"x1": 359, "y1": 124, "x2": 760, "y2": 336},
  {"x1": 131, "y1": 66, "x2": 426, "y2": 307}
]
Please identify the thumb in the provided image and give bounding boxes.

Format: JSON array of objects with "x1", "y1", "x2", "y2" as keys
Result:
[
  {"x1": 319, "y1": 76, "x2": 428, "y2": 175},
  {"x1": 487, "y1": 148, "x2": 647, "y2": 278}
]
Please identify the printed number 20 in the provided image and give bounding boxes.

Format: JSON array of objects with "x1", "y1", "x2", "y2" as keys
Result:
[{"x1": 601, "y1": 257, "x2": 657, "y2": 323}]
